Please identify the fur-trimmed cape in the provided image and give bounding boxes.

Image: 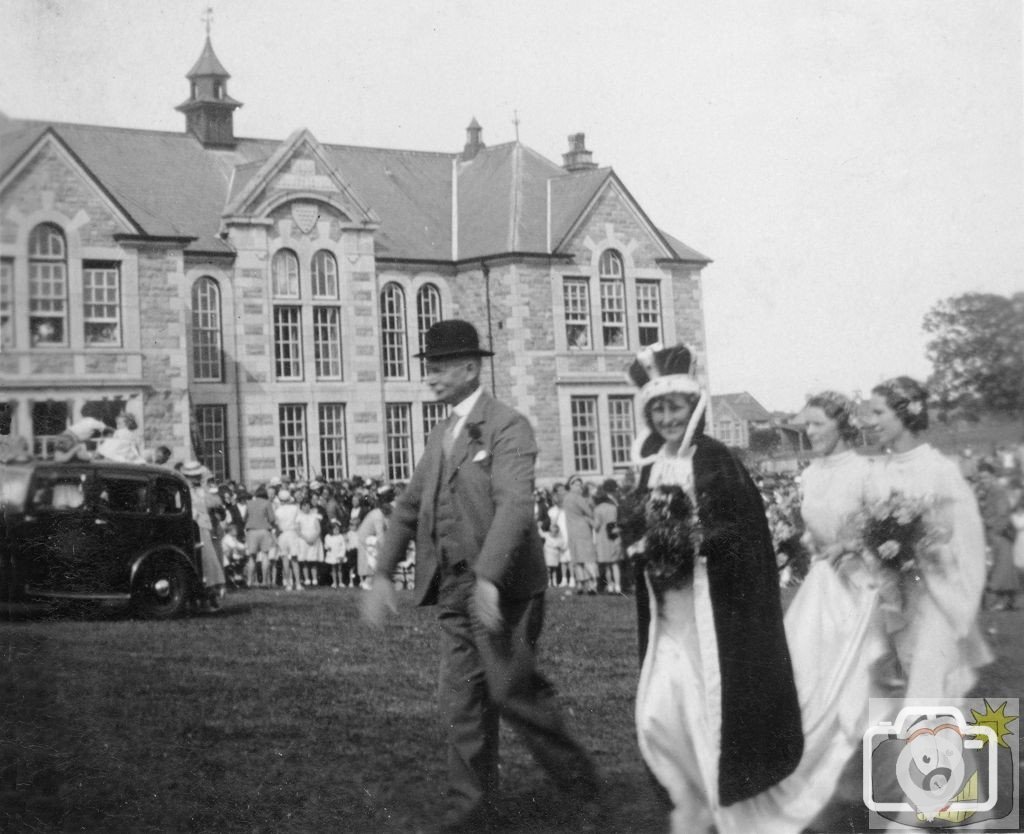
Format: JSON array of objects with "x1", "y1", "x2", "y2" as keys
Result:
[{"x1": 625, "y1": 434, "x2": 803, "y2": 807}]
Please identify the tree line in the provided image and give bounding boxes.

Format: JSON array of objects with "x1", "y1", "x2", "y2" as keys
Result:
[{"x1": 924, "y1": 291, "x2": 1024, "y2": 421}]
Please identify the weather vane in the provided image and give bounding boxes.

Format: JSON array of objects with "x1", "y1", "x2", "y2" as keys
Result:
[
  {"x1": 513, "y1": 110, "x2": 520, "y2": 142},
  {"x1": 201, "y1": 5, "x2": 213, "y2": 36}
]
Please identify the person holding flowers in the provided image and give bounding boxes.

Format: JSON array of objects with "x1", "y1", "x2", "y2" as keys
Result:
[
  {"x1": 865, "y1": 376, "x2": 992, "y2": 699},
  {"x1": 626, "y1": 344, "x2": 802, "y2": 834},
  {"x1": 764, "y1": 392, "x2": 891, "y2": 824}
]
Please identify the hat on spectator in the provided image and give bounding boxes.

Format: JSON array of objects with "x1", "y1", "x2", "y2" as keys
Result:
[
  {"x1": 277, "y1": 489, "x2": 293, "y2": 502},
  {"x1": 182, "y1": 460, "x2": 205, "y2": 479},
  {"x1": 415, "y1": 319, "x2": 494, "y2": 360},
  {"x1": 269, "y1": 475, "x2": 282, "y2": 487}
]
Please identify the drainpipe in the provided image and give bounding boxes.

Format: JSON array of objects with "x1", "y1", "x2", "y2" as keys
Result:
[
  {"x1": 482, "y1": 262, "x2": 495, "y2": 395},
  {"x1": 232, "y1": 282, "x2": 245, "y2": 485},
  {"x1": 375, "y1": 265, "x2": 387, "y2": 479}
]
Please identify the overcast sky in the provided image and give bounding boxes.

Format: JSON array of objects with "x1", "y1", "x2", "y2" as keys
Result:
[{"x1": 2, "y1": 0, "x2": 1021, "y2": 411}]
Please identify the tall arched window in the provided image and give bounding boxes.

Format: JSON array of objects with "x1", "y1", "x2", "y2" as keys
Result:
[
  {"x1": 191, "y1": 276, "x2": 223, "y2": 382},
  {"x1": 416, "y1": 283, "x2": 442, "y2": 375},
  {"x1": 598, "y1": 249, "x2": 626, "y2": 349},
  {"x1": 28, "y1": 223, "x2": 67, "y2": 346},
  {"x1": 311, "y1": 250, "x2": 338, "y2": 299},
  {"x1": 271, "y1": 249, "x2": 300, "y2": 298},
  {"x1": 380, "y1": 283, "x2": 407, "y2": 379}
]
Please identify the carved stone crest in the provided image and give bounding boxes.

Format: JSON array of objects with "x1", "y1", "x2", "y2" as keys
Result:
[{"x1": 291, "y1": 202, "x2": 320, "y2": 235}]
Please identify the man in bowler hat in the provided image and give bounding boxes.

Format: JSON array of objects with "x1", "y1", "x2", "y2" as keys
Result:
[{"x1": 364, "y1": 319, "x2": 598, "y2": 831}]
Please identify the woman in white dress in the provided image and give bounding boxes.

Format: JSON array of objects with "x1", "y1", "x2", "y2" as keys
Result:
[
  {"x1": 627, "y1": 344, "x2": 803, "y2": 834},
  {"x1": 274, "y1": 489, "x2": 302, "y2": 591},
  {"x1": 865, "y1": 377, "x2": 992, "y2": 698},
  {"x1": 734, "y1": 392, "x2": 890, "y2": 830},
  {"x1": 295, "y1": 498, "x2": 324, "y2": 584}
]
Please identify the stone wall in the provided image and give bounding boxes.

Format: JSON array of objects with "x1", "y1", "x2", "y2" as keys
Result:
[
  {"x1": 0, "y1": 142, "x2": 124, "y2": 247},
  {"x1": 136, "y1": 246, "x2": 190, "y2": 451}
]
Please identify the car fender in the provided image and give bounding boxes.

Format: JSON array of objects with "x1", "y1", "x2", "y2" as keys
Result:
[{"x1": 130, "y1": 546, "x2": 201, "y2": 593}]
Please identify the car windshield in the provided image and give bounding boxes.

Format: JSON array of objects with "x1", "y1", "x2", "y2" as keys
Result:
[{"x1": 0, "y1": 466, "x2": 31, "y2": 511}]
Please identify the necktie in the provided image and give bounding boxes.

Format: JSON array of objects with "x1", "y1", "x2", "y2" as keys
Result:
[{"x1": 443, "y1": 416, "x2": 458, "y2": 458}]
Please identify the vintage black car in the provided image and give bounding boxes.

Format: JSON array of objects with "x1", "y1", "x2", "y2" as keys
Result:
[{"x1": 0, "y1": 460, "x2": 205, "y2": 618}]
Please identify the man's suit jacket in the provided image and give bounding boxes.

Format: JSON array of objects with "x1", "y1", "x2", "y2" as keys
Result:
[{"x1": 377, "y1": 390, "x2": 548, "y2": 605}]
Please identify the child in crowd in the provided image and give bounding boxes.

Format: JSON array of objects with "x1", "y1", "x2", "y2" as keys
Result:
[
  {"x1": 541, "y1": 511, "x2": 567, "y2": 588},
  {"x1": 344, "y1": 512, "x2": 361, "y2": 588},
  {"x1": 220, "y1": 522, "x2": 247, "y2": 587},
  {"x1": 324, "y1": 519, "x2": 347, "y2": 588},
  {"x1": 295, "y1": 497, "x2": 323, "y2": 587},
  {"x1": 274, "y1": 489, "x2": 301, "y2": 590}
]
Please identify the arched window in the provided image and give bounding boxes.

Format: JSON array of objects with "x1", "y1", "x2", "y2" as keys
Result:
[
  {"x1": 28, "y1": 223, "x2": 67, "y2": 346},
  {"x1": 380, "y1": 283, "x2": 407, "y2": 379},
  {"x1": 311, "y1": 250, "x2": 338, "y2": 299},
  {"x1": 271, "y1": 249, "x2": 300, "y2": 298},
  {"x1": 416, "y1": 283, "x2": 442, "y2": 375},
  {"x1": 191, "y1": 277, "x2": 223, "y2": 382},
  {"x1": 598, "y1": 249, "x2": 626, "y2": 349}
]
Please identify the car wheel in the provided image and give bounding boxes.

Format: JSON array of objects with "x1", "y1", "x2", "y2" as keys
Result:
[{"x1": 133, "y1": 560, "x2": 190, "y2": 620}]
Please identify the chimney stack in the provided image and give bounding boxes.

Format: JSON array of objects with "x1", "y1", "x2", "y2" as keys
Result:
[{"x1": 562, "y1": 133, "x2": 597, "y2": 172}]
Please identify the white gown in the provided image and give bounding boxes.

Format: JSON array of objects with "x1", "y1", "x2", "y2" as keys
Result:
[
  {"x1": 636, "y1": 450, "x2": 887, "y2": 834},
  {"x1": 865, "y1": 444, "x2": 993, "y2": 698}
]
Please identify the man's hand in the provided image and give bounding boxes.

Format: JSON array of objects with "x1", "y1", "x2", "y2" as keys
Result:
[
  {"x1": 472, "y1": 578, "x2": 502, "y2": 632},
  {"x1": 362, "y1": 575, "x2": 398, "y2": 628}
]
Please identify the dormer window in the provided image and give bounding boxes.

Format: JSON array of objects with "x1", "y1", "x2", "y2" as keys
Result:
[
  {"x1": 191, "y1": 82, "x2": 197, "y2": 99},
  {"x1": 214, "y1": 81, "x2": 223, "y2": 100}
]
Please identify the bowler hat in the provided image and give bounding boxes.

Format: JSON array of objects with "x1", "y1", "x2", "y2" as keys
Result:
[{"x1": 415, "y1": 319, "x2": 494, "y2": 360}]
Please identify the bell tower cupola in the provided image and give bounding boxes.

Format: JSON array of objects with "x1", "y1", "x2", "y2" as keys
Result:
[{"x1": 176, "y1": 21, "x2": 242, "y2": 148}]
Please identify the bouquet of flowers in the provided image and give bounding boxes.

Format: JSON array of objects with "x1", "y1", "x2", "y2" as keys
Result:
[
  {"x1": 769, "y1": 500, "x2": 810, "y2": 587},
  {"x1": 859, "y1": 491, "x2": 941, "y2": 575},
  {"x1": 856, "y1": 490, "x2": 947, "y2": 631},
  {"x1": 638, "y1": 484, "x2": 703, "y2": 591}
]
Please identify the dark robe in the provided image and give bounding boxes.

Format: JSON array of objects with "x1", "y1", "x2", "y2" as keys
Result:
[{"x1": 627, "y1": 433, "x2": 803, "y2": 807}]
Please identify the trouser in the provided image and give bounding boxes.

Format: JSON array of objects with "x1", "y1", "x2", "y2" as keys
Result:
[{"x1": 436, "y1": 569, "x2": 597, "y2": 817}]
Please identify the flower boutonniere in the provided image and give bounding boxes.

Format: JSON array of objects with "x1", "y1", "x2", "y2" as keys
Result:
[{"x1": 467, "y1": 423, "x2": 489, "y2": 463}]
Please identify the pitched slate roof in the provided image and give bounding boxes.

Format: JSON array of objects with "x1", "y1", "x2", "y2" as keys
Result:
[
  {"x1": 0, "y1": 121, "x2": 236, "y2": 251},
  {"x1": 657, "y1": 228, "x2": 712, "y2": 264},
  {"x1": 324, "y1": 144, "x2": 453, "y2": 260},
  {"x1": 0, "y1": 117, "x2": 709, "y2": 264},
  {"x1": 548, "y1": 166, "x2": 611, "y2": 250},
  {"x1": 711, "y1": 392, "x2": 772, "y2": 423},
  {"x1": 456, "y1": 141, "x2": 569, "y2": 258}
]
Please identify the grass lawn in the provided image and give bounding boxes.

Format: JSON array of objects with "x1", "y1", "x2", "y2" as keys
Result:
[{"x1": 2, "y1": 587, "x2": 1021, "y2": 833}]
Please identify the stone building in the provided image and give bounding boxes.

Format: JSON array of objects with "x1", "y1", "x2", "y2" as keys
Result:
[
  {"x1": 709, "y1": 392, "x2": 773, "y2": 449},
  {"x1": 0, "y1": 35, "x2": 711, "y2": 485}
]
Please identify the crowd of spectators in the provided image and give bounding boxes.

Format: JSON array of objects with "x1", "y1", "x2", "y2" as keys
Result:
[
  {"x1": 5, "y1": 412, "x2": 1020, "y2": 603},
  {"x1": 188, "y1": 473, "x2": 415, "y2": 592},
  {"x1": 199, "y1": 437, "x2": 1024, "y2": 608},
  {"x1": 958, "y1": 443, "x2": 1024, "y2": 611}
]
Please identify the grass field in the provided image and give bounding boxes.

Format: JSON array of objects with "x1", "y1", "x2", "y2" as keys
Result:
[{"x1": 2, "y1": 587, "x2": 1021, "y2": 834}]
